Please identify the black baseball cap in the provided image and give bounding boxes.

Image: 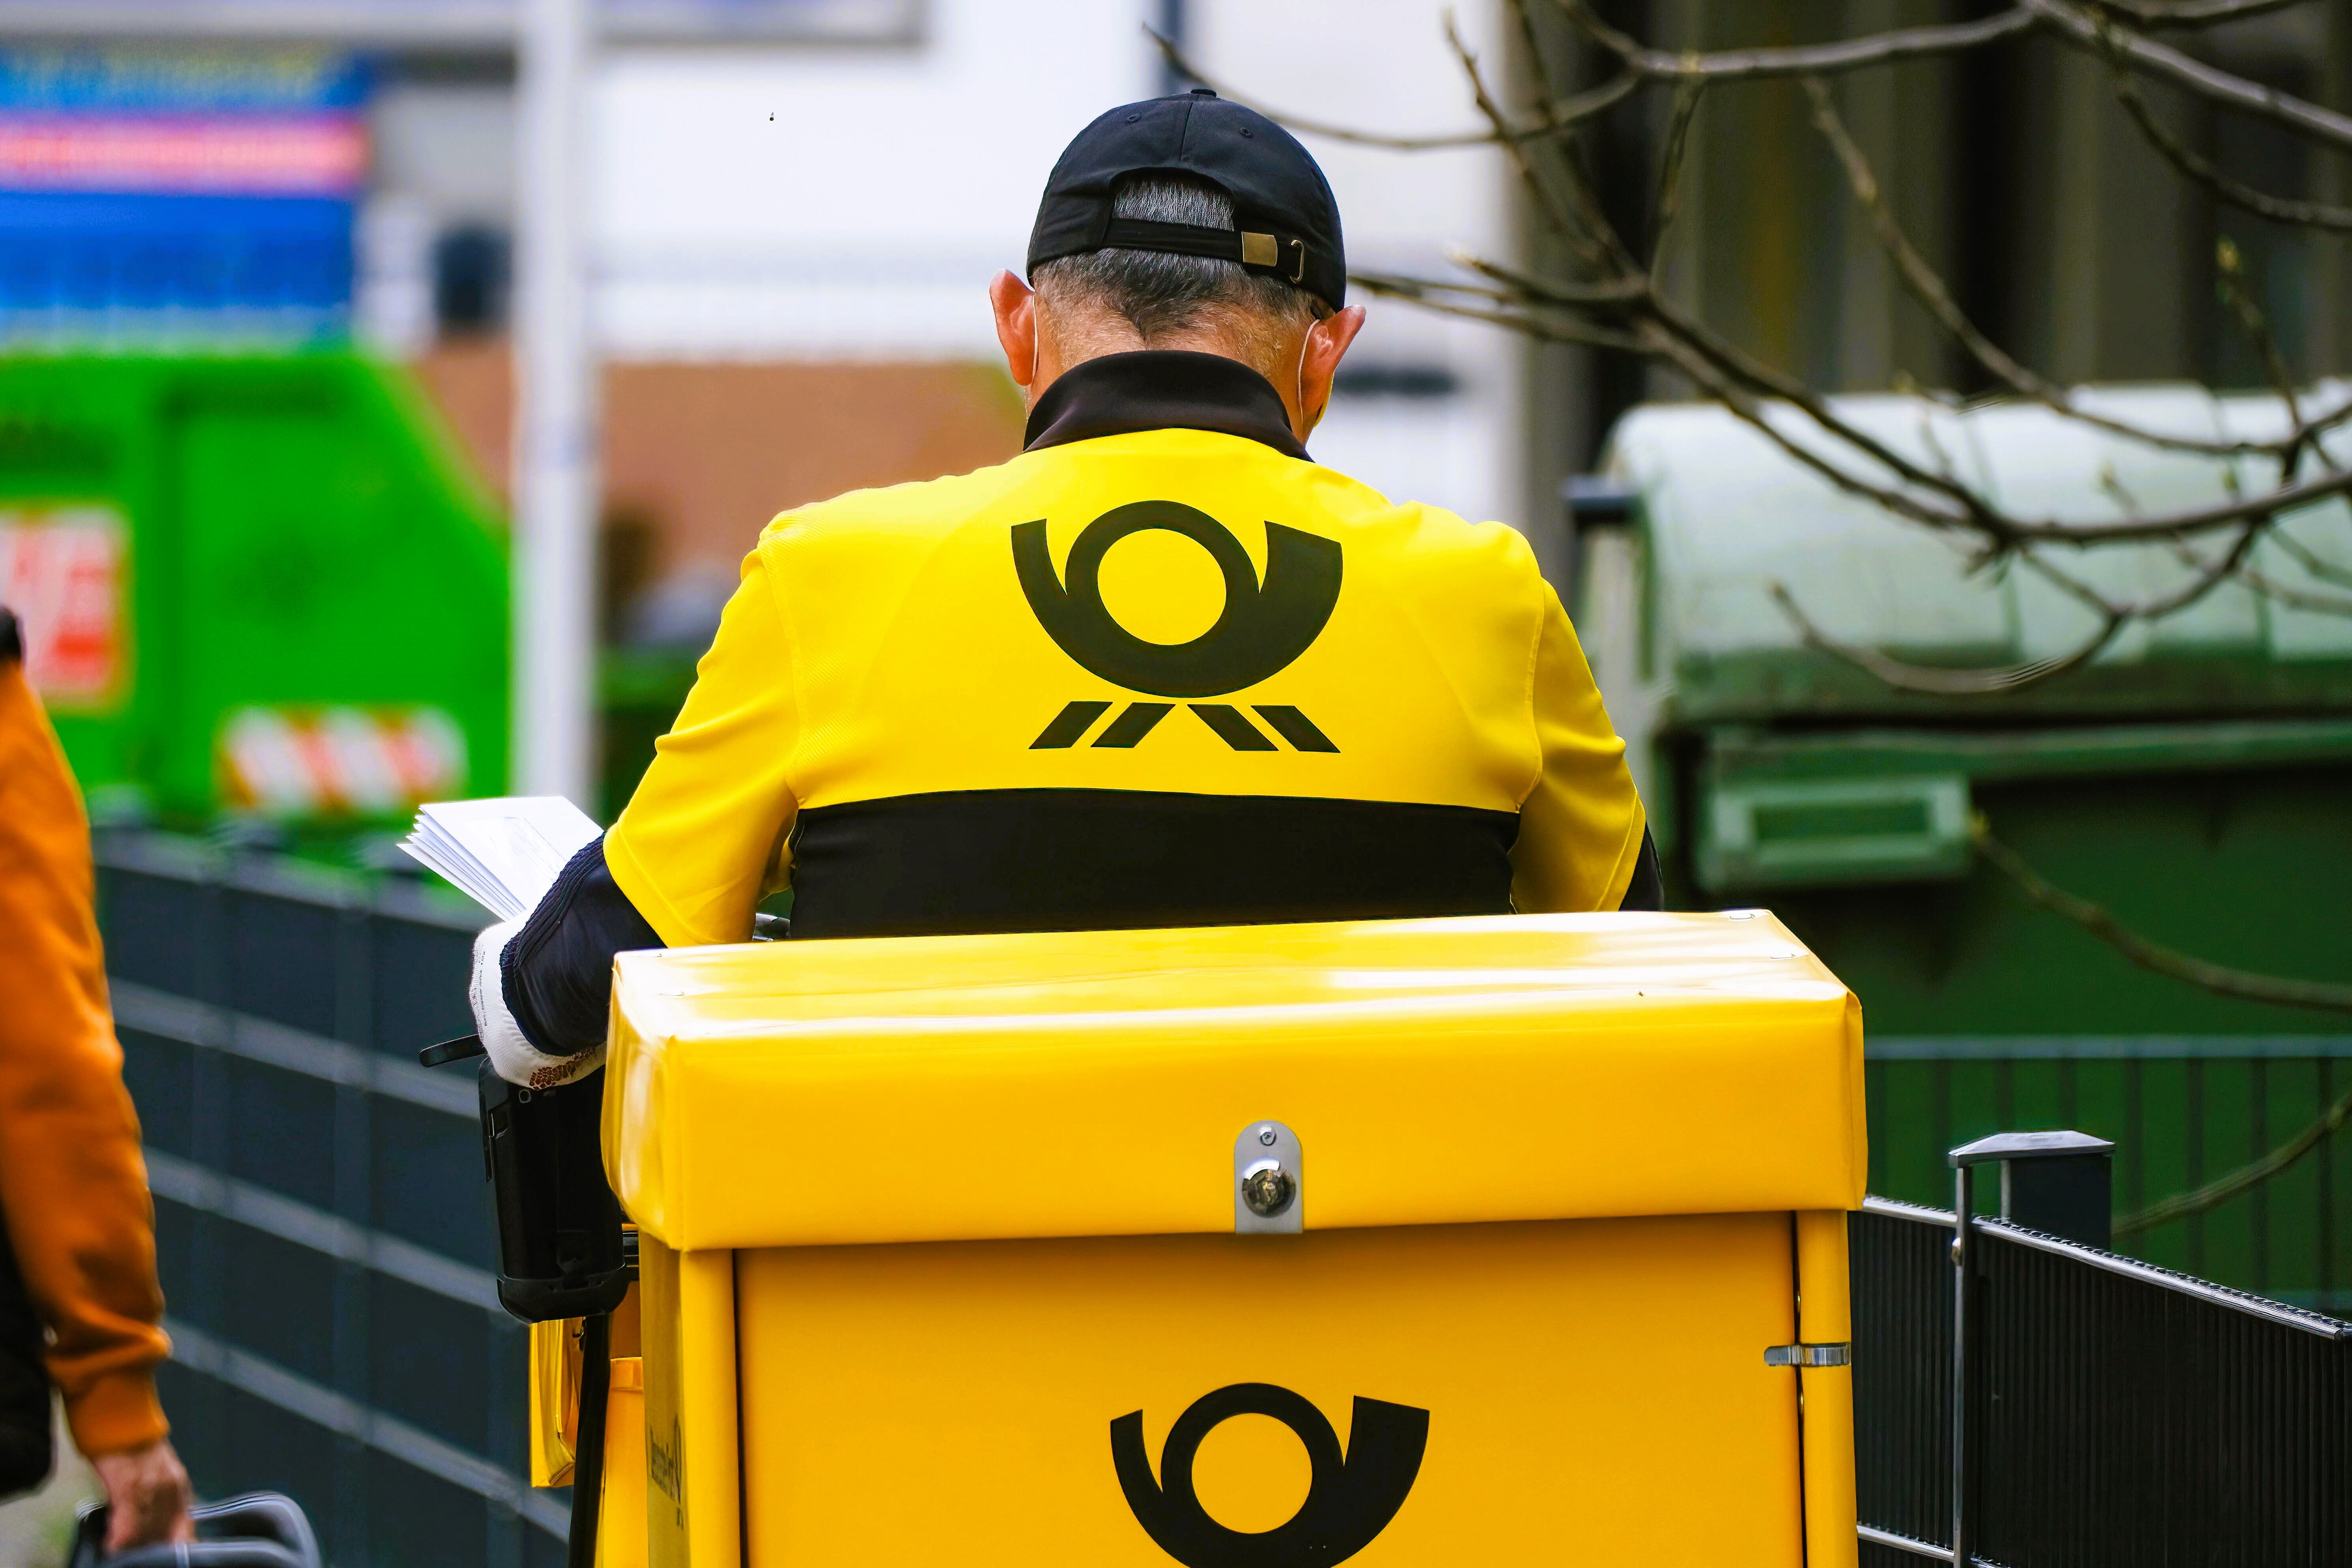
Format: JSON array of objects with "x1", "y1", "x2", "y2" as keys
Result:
[{"x1": 1027, "y1": 88, "x2": 1346, "y2": 312}]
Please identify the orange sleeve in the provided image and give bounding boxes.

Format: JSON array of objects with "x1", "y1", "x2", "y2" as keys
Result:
[{"x1": 0, "y1": 658, "x2": 169, "y2": 1457}]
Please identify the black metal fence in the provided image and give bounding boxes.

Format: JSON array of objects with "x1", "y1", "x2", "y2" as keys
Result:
[
  {"x1": 93, "y1": 833, "x2": 2352, "y2": 1568},
  {"x1": 94, "y1": 833, "x2": 562, "y2": 1568},
  {"x1": 1853, "y1": 1197, "x2": 2352, "y2": 1566}
]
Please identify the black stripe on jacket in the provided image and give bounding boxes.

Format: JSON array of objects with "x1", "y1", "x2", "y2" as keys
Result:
[{"x1": 502, "y1": 803, "x2": 1661, "y2": 1057}]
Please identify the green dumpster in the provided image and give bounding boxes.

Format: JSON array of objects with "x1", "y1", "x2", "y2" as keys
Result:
[
  {"x1": 0, "y1": 352, "x2": 508, "y2": 829},
  {"x1": 1580, "y1": 384, "x2": 2352, "y2": 1311}
]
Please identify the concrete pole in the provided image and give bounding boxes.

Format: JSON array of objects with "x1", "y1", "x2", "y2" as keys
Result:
[{"x1": 513, "y1": 0, "x2": 597, "y2": 803}]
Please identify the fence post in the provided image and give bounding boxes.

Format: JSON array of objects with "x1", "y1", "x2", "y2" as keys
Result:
[
  {"x1": 1948, "y1": 1130, "x2": 2119, "y2": 1566},
  {"x1": 1966, "y1": 1129, "x2": 2116, "y2": 1250},
  {"x1": 1948, "y1": 1157, "x2": 1974, "y2": 1568}
]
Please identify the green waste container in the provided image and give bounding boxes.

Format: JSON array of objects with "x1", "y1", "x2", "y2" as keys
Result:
[
  {"x1": 1580, "y1": 384, "x2": 2352, "y2": 1311},
  {"x1": 0, "y1": 352, "x2": 508, "y2": 829}
]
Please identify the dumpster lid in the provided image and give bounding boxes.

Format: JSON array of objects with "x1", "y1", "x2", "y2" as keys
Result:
[{"x1": 605, "y1": 910, "x2": 1865, "y2": 1250}]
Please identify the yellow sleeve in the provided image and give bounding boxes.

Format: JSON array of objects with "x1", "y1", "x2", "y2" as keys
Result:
[
  {"x1": 604, "y1": 545, "x2": 800, "y2": 947},
  {"x1": 1508, "y1": 580, "x2": 1647, "y2": 913}
]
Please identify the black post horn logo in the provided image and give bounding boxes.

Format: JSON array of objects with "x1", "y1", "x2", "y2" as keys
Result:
[
  {"x1": 1014, "y1": 503, "x2": 1341, "y2": 697},
  {"x1": 1110, "y1": 1383, "x2": 1429, "y2": 1568}
]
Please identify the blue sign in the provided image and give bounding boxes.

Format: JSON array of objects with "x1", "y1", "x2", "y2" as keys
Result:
[
  {"x1": 0, "y1": 46, "x2": 371, "y2": 115},
  {"x1": 0, "y1": 46, "x2": 368, "y2": 341},
  {"x1": 0, "y1": 193, "x2": 352, "y2": 320}
]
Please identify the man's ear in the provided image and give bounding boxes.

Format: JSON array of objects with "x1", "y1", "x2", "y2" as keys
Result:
[
  {"x1": 990, "y1": 270, "x2": 1038, "y2": 391},
  {"x1": 1295, "y1": 305, "x2": 1367, "y2": 440}
]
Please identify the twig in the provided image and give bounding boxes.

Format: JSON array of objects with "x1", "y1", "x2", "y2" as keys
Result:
[
  {"x1": 2166, "y1": 537, "x2": 2352, "y2": 615},
  {"x1": 2103, "y1": 52, "x2": 2352, "y2": 232},
  {"x1": 1643, "y1": 329, "x2": 1988, "y2": 535},
  {"x1": 2215, "y1": 237, "x2": 2307, "y2": 453},
  {"x1": 1650, "y1": 80, "x2": 1706, "y2": 278},
  {"x1": 2114, "y1": 1083, "x2": 2352, "y2": 1238},
  {"x1": 1390, "y1": 255, "x2": 2352, "y2": 543},
  {"x1": 1446, "y1": 11, "x2": 1591, "y2": 263},
  {"x1": 2087, "y1": 0, "x2": 2317, "y2": 26},
  {"x1": 1504, "y1": 0, "x2": 1560, "y2": 116},
  {"x1": 2234, "y1": 564, "x2": 2352, "y2": 616},
  {"x1": 1447, "y1": 255, "x2": 1651, "y2": 306},
  {"x1": 2000, "y1": 463, "x2": 2352, "y2": 543},
  {"x1": 1556, "y1": 0, "x2": 2041, "y2": 82},
  {"x1": 1771, "y1": 582, "x2": 2125, "y2": 695},
  {"x1": 1804, "y1": 75, "x2": 2343, "y2": 461},
  {"x1": 1348, "y1": 274, "x2": 1649, "y2": 351},
  {"x1": 1972, "y1": 814, "x2": 2352, "y2": 1012},
  {"x1": 1142, "y1": 24, "x2": 1637, "y2": 152},
  {"x1": 2032, "y1": 0, "x2": 2352, "y2": 156},
  {"x1": 1646, "y1": 293, "x2": 2003, "y2": 522},
  {"x1": 2271, "y1": 526, "x2": 2352, "y2": 589}
]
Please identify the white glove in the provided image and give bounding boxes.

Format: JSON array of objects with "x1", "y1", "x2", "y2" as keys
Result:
[{"x1": 470, "y1": 918, "x2": 605, "y2": 1089}]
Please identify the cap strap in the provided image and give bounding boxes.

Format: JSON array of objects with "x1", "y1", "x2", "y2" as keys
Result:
[
  {"x1": 1099, "y1": 216, "x2": 1244, "y2": 263},
  {"x1": 1095, "y1": 217, "x2": 1308, "y2": 286}
]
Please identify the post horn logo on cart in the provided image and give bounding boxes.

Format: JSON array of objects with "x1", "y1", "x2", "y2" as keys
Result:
[
  {"x1": 1014, "y1": 502, "x2": 1342, "y2": 753},
  {"x1": 1110, "y1": 1383, "x2": 1429, "y2": 1568}
]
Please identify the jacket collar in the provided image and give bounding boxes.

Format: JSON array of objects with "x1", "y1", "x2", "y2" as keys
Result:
[{"x1": 1021, "y1": 349, "x2": 1310, "y2": 461}]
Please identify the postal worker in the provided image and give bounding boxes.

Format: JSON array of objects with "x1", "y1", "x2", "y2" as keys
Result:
[{"x1": 472, "y1": 88, "x2": 1657, "y2": 1088}]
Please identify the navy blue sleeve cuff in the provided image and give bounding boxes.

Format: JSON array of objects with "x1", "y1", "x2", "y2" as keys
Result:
[
  {"x1": 499, "y1": 835, "x2": 667, "y2": 1057},
  {"x1": 1618, "y1": 827, "x2": 1663, "y2": 912}
]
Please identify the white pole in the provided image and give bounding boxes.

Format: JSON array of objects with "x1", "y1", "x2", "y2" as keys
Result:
[{"x1": 513, "y1": 0, "x2": 597, "y2": 804}]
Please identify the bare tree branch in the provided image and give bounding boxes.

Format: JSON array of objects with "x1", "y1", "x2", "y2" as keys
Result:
[
  {"x1": 1650, "y1": 80, "x2": 1706, "y2": 277},
  {"x1": 2213, "y1": 237, "x2": 2311, "y2": 477},
  {"x1": 1974, "y1": 815, "x2": 2352, "y2": 1012},
  {"x1": 2115, "y1": 1081, "x2": 2352, "y2": 1237},
  {"x1": 1478, "y1": 4, "x2": 1647, "y2": 278},
  {"x1": 2017, "y1": 465, "x2": 2352, "y2": 543},
  {"x1": 1644, "y1": 292, "x2": 2006, "y2": 522},
  {"x1": 2176, "y1": 545, "x2": 2352, "y2": 616},
  {"x1": 1804, "y1": 75, "x2": 2352, "y2": 461},
  {"x1": 1769, "y1": 582, "x2": 2126, "y2": 694},
  {"x1": 2088, "y1": 0, "x2": 2319, "y2": 27},
  {"x1": 1348, "y1": 273, "x2": 1649, "y2": 351},
  {"x1": 1445, "y1": 11, "x2": 1597, "y2": 266},
  {"x1": 1143, "y1": 24, "x2": 1637, "y2": 151},
  {"x1": 2102, "y1": 52, "x2": 2352, "y2": 232},
  {"x1": 2032, "y1": 0, "x2": 2352, "y2": 155},
  {"x1": 1556, "y1": 0, "x2": 2041, "y2": 82},
  {"x1": 1447, "y1": 253, "x2": 1651, "y2": 305},
  {"x1": 2271, "y1": 526, "x2": 2352, "y2": 588},
  {"x1": 1640, "y1": 328, "x2": 1993, "y2": 534}
]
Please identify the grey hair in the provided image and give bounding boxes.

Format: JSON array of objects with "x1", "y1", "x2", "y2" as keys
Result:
[{"x1": 1033, "y1": 174, "x2": 1325, "y2": 339}]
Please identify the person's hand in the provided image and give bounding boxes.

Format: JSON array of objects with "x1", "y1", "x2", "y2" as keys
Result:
[{"x1": 90, "y1": 1439, "x2": 194, "y2": 1553}]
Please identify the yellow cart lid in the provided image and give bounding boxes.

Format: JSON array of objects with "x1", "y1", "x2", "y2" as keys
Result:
[{"x1": 605, "y1": 910, "x2": 1863, "y2": 1250}]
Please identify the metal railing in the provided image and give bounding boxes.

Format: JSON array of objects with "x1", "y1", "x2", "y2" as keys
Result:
[
  {"x1": 1853, "y1": 1192, "x2": 2352, "y2": 1566},
  {"x1": 94, "y1": 834, "x2": 563, "y2": 1568},
  {"x1": 1864, "y1": 1039, "x2": 2352, "y2": 1316}
]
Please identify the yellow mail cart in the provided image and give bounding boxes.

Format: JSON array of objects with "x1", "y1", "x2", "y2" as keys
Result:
[{"x1": 574, "y1": 909, "x2": 1863, "y2": 1568}]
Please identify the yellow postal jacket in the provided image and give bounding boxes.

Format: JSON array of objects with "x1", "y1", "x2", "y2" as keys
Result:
[{"x1": 605, "y1": 351, "x2": 1644, "y2": 947}]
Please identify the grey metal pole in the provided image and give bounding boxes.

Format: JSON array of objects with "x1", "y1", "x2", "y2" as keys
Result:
[
  {"x1": 1950, "y1": 1161, "x2": 1973, "y2": 1568},
  {"x1": 514, "y1": 0, "x2": 597, "y2": 803}
]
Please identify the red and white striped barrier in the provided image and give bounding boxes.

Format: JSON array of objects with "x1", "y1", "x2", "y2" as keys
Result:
[{"x1": 221, "y1": 705, "x2": 467, "y2": 818}]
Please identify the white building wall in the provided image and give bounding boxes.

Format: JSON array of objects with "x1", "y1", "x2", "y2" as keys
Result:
[{"x1": 590, "y1": 0, "x2": 1152, "y2": 359}]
